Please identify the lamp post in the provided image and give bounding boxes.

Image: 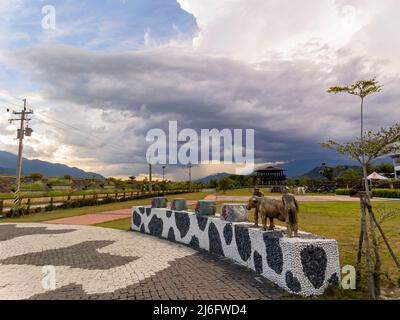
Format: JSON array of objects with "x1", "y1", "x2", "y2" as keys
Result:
[{"x1": 188, "y1": 163, "x2": 192, "y2": 192}]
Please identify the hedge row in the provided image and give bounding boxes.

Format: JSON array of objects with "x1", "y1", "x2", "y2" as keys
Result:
[
  {"x1": 335, "y1": 188, "x2": 354, "y2": 196},
  {"x1": 371, "y1": 188, "x2": 400, "y2": 199},
  {"x1": 336, "y1": 188, "x2": 400, "y2": 198}
]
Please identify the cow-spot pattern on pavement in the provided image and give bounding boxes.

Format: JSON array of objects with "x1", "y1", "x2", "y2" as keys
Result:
[{"x1": 0, "y1": 223, "x2": 284, "y2": 300}]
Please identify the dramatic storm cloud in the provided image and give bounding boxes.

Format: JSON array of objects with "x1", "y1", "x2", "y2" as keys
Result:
[{"x1": 0, "y1": 0, "x2": 399, "y2": 178}]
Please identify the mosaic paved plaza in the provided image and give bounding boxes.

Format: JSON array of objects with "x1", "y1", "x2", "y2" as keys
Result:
[{"x1": 0, "y1": 223, "x2": 284, "y2": 300}]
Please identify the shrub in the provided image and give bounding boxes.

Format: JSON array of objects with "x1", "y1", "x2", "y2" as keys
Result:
[
  {"x1": 336, "y1": 188, "x2": 400, "y2": 198},
  {"x1": 335, "y1": 188, "x2": 351, "y2": 195},
  {"x1": 47, "y1": 178, "x2": 71, "y2": 186},
  {"x1": 28, "y1": 173, "x2": 44, "y2": 180},
  {"x1": 335, "y1": 188, "x2": 358, "y2": 196},
  {"x1": 372, "y1": 188, "x2": 400, "y2": 199}
]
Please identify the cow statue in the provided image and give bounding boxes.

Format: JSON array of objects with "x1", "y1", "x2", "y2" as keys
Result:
[{"x1": 246, "y1": 192, "x2": 299, "y2": 237}]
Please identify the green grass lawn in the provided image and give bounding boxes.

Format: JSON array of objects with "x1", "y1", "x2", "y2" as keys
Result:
[{"x1": 95, "y1": 217, "x2": 132, "y2": 230}]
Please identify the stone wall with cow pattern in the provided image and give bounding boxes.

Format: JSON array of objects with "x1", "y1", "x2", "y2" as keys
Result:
[{"x1": 131, "y1": 207, "x2": 341, "y2": 296}]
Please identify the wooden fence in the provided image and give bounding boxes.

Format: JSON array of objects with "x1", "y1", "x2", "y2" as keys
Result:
[{"x1": 0, "y1": 189, "x2": 199, "y2": 216}]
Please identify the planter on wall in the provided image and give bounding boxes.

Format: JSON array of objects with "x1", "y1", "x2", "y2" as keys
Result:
[{"x1": 131, "y1": 206, "x2": 341, "y2": 296}]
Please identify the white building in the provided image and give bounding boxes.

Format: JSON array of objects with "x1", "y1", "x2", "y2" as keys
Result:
[{"x1": 391, "y1": 154, "x2": 400, "y2": 180}]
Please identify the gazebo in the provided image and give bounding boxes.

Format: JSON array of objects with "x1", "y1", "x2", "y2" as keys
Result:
[
  {"x1": 253, "y1": 165, "x2": 287, "y2": 186},
  {"x1": 367, "y1": 172, "x2": 389, "y2": 181}
]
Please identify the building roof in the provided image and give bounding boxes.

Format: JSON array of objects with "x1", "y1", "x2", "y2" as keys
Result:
[{"x1": 254, "y1": 165, "x2": 286, "y2": 172}]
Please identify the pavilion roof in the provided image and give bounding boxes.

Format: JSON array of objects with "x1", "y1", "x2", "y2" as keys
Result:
[{"x1": 254, "y1": 165, "x2": 286, "y2": 172}]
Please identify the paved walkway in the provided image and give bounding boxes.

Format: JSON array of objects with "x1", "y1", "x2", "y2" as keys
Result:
[
  {"x1": 46, "y1": 209, "x2": 132, "y2": 225},
  {"x1": 0, "y1": 223, "x2": 284, "y2": 300},
  {"x1": 45, "y1": 200, "x2": 199, "y2": 226}
]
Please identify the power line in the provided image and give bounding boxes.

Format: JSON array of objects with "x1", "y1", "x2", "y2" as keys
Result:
[
  {"x1": 34, "y1": 112, "x2": 132, "y2": 155},
  {"x1": 4, "y1": 99, "x2": 147, "y2": 176}
]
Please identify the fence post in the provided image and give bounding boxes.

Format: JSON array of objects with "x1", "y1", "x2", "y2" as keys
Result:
[
  {"x1": 0, "y1": 200, "x2": 3, "y2": 215},
  {"x1": 27, "y1": 198, "x2": 31, "y2": 213}
]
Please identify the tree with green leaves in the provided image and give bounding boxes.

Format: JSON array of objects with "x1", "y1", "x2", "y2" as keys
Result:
[
  {"x1": 218, "y1": 177, "x2": 234, "y2": 193},
  {"x1": 28, "y1": 173, "x2": 44, "y2": 181},
  {"x1": 319, "y1": 166, "x2": 335, "y2": 180},
  {"x1": 337, "y1": 168, "x2": 362, "y2": 184},
  {"x1": 368, "y1": 163, "x2": 394, "y2": 175},
  {"x1": 323, "y1": 78, "x2": 400, "y2": 299},
  {"x1": 327, "y1": 78, "x2": 382, "y2": 194}
]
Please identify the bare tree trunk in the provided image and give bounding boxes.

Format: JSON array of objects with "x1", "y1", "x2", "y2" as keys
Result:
[
  {"x1": 361, "y1": 195, "x2": 376, "y2": 299},
  {"x1": 365, "y1": 200, "x2": 381, "y2": 297}
]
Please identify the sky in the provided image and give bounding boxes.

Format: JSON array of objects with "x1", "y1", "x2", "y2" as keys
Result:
[{"x1": 0, "y1": 0, "x2": 399, "y2": 180}]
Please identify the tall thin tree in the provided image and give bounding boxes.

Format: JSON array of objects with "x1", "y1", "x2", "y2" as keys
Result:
[
  {"x1": 326, "y1": 78, "x2": 383, "y2": 299},
  {"x1": 327, "y1": 78, "x2": 382, "y2": 194}
]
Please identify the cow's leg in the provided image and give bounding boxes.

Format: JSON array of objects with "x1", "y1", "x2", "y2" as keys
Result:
[
  {"x1": 261, "y1": 212, "x2": 267, "y2": 231},
  {"x1": 254, "y1": 207, "x2": 259, "y2": 227},
  {"x1": 293, "y1": 223, "x2": 299, "y2": 237},
  {"x1": 268, "y1": 217, "x2": 275, "y2": 230}
]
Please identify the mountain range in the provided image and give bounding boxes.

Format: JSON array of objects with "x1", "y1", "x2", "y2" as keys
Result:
[
  {"x1": 0, "y1": 150, "x2": 104, "y2": 179},
  {"x1": 195, "y1": 172, "x2": 231, "y2": 183},
  {"x1": 194, "y1": 156, "x2": 393, "y2": 182}
]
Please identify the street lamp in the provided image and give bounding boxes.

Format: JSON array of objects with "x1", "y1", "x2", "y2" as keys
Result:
[{"x1": 188, "y1": 163, "x2": 192, "y2": 192}]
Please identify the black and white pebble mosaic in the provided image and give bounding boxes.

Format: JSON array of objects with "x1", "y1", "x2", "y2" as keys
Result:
[{"x1": 131, "y1": 207, "x2": 341, "y2": 296}]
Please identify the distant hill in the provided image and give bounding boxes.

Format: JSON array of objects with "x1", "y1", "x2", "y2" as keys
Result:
[
  {"x1": 297, "y1": 165, "x2": 360, "y2": 180},
  {"x1": 280, "y1": 156, "x2": 392, "y2": 177},
  {"x1": 195, "y1": 172, "x2": 230, "y2": 183},
  {"x1": 280, "y1": 158, "x2": 357, "y2": 177},
  {"x1": 0, "y1": 150, "x2": 105, "y2": 179}
]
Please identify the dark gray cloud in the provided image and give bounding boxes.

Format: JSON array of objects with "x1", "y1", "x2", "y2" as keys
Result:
[{"x1": 4, "y1": 43, "x2": 400, "y2": 177}]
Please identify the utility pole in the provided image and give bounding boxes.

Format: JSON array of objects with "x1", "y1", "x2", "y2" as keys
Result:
[
  {"x1": 162, "y1": 166, "x2": 166, "y2": 181},
  {"x1": 188, "y1": 163, "x2": 192, "y2": 192},
  {"x1": 7, "y1": 99, "x2": 34, "y2": 201}
]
